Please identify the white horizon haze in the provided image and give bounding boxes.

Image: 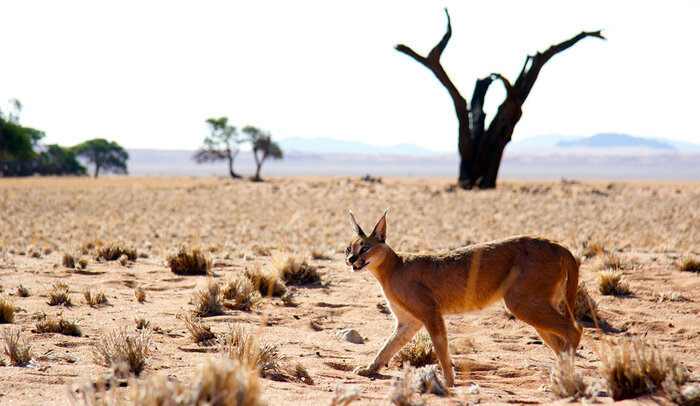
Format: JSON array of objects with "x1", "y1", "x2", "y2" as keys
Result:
[{"x1": 1, "y1": 1, "x2": 698, "y2": 153}]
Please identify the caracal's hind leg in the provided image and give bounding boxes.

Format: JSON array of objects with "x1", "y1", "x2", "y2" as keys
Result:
[
  {"x1": 504, "y1": 296, "x2": 581, "y2": 356},
  {"x1": 422, "y1": 312, "x2": 455, "y2": 387},
  {"x1": 355, "y1": 304, "x2": 421, "y2": 376}
]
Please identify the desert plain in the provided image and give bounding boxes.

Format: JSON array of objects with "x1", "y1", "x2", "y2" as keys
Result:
[{"x1": 0, "y1": 176, "x2": 698, "y2": 405}]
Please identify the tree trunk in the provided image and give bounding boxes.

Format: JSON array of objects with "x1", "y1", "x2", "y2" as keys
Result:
[
  {"x1": 252, "y1": 150, "x2": 262, "y2": 181},
  {"x1": 396, "y1": 9, "x2": 604, "y2": 189},
  {"x1": 227, "y1": 149, "x2": 241, "y2": 179}
]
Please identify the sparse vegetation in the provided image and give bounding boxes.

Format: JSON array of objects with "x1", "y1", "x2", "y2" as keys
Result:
[
  {"x1": 47, "y1": 281, "x2": 72, "y2": 306},
  {"x1": 219, "y1": 324, "x2": 281, "y2": 374},
  {"x1": 192, "y1": 281, "x2": 224, "y2": 317},
  {"x1": 571, "y1": 283, "x2": 598, "y2": 322},
  {"x1": 92, "y1": 327, "x2": 152, "y2": 376},
  {"x1": 96, "y1": 243, "x2": 137, "y2": 261},
  {"x1": 245, "y1": 266, "x2": 287, "y2": 297},
  {"x1": 596, "y1": 252, "x2": 627, "y2": 271},
  {"x1": 222, "y1": 273, "x2": 261, "y2": 310},
  {"x1": 393, "y1": 334, "x2": 438, "y2": 368},
  {"x1": 598, "y1": 337, "x2": 687, "y2": 401},
  {"x1": 33, "y1": 313, "x2": 82, "y2": 336},
  {"x1": 84, "y1": 288, "x2": 108, "y2": 306},
  {"x1": 62, "y1": 252, "x2": 76, "y2": 268},
  {"x1": 134, "y1": 286, "x2": 146, "y2": 303},
  {"x1": 274, "y1": 252, "x2": 320, "y2": 285},
  {"x1": 183, "y1": 313, "x2": 216, "y2": 343},
  {"x1": 0, "y1": 296, "x2": 14, "y2": 323},
  {"x1": 2, "y1": 328, "x2": 33, "y2": 365},
  {"x1": 329, "y1": 384, "x2": 360, "y2": 406},
  {"x1": 168, "y1": 246, "x2": 211, "y2": 275},
  {"x1": 16, "y1": 285, "x2": 30, "y2": 297},
  {"x1": 549, "y1": 350, "x2": 587, "y2": 399},
  {"x1": 134, "y1": 315, "x2": 151, "y2": 330},
  {"x1": 597, "y1": 269, "x2": 632, "y2": 296},
  {"x1": 131, "y1": 357, "x2": 264, "y2": 406},
  {"x1": 675, "y1": 257, "x2": 700, "y2": 273}
]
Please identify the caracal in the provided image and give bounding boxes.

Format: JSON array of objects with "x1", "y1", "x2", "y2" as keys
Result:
[{"x1": 346, "y1": 209, "x2": 582, "y2": 387}]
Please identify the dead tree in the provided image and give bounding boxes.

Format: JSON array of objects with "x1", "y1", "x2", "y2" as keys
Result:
[{"x1": 396, "y1": 9, "x2": 605, "y2": 189}]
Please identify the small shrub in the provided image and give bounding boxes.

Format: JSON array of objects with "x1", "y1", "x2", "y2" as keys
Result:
[
  {"x1": 76, "y1": 257, "x2": 89, "y2": 269},
  {"x1": 48, "y1": 281, "x2": 72, "y2": 306},
  {"x1": 62, "y1": 252, "x2": 76, "y2": 268},
  {"x1": 33, "y1": 314, "x2": 82, "y2": 337},
  {"x1": 580, "y1": 240, "x2": 605, "y2": 259},
  {"x1": 597, "y1": 270, "x2": 632, "y2": 296},
  {"x1": 92, "y1": 327, "x2": 152, "y2": 376},
  {"x1": 2, "y1": 328, "x2": 32, "y2": 365},
  {"x1": 183, "y1": 313, "x2": 216, "y2": 343},
  {"x1": 571, "y1": 283, "x2": 598, "y2": 322},
  {"x1": 134, "y1": 315, "x2": 151, "y2": 330},
  {"x1": 219, "y1": 325, "x2": 281, "y2": 374},
  {"x1": 134, "y1": 286, "x2": 147, "y2": 303},
  {"x1": 329, "y1": 384, "x2": 360, "y2": 406},
  {"x1": 598, "y1": 336, "x2": 687, "y2": 401},
  {"x1": 130, "y1": 357, "x2": 264, "y2": 406},
  {"x1": 388, "y1": 363, "x2": 418, "y2": 406},
  {"x1": 0, "y1": 296, "x2": 14, "y2": 323},
  {"x1": 168, "y1": 246, "x2": 211, "y2": 275},
  {"x1": 118, "y1": 254, "x2": 129, "y2": 266},
  {"x1": 16, "y1": 285, "x2": 30, "y2": 297},
  {"x1": 222, "y1": 273, "x2": 261, "y2": 311},
  {"x1": 596, "y1": 252, "x2": 627, "y2": 271},
  {"x1": 675, "y1": 257, "x2": 700, "y2": 273},
  {"x1": 392, "y1": 334, "x2": 438, "y2": 368},
  {"x1": 273, "y1": 252, "x2": 320, "y2": 285},
  {"x1": 245, "y1": 266, "x2": 287, "y2": 297},
  {"x1": 550, "y1": 350, "x2": 587, "y2": 399},
  {"x1": 84, "y1": 288, "x2": 108, "y2": 306},
  {"x1": 192, "y1": 281, "x2": 224, "y2": 317},
  {"x1": 96, "y1": 243, "x2": 137, "y2": 261}
]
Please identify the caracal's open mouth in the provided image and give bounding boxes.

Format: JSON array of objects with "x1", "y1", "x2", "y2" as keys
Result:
[{"x1": 352, "y1": 262, "x2": 368, "y2": 271}]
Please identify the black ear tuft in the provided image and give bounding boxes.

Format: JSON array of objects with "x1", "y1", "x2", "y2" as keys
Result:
[{"x1": 349, "y1": 210, "x2": 366, "y2": 237}]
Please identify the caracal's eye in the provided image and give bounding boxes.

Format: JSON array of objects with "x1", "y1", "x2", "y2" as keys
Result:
[
  {"x1": 359, "y1": 246, "x2": 369, "y2": 254},
  {"x1": 345, "y1": 247, "x2": 351, "y2": 254}
]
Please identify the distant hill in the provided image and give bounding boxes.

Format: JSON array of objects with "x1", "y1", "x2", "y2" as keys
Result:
[
  {"x1": 278, "y1": 136, "x2": 439, "y2": 155},
  {"x1": 509, "y1": 134, "x2": 584, "y2": 148},
  {"x1": 557, "y1": 133, "x2": 675, "y2": 149}
]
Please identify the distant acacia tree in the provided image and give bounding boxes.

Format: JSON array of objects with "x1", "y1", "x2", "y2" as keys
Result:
[
  {"x1": 74, "y1": 138, "x2": 129, "y2": 178},
  {"x1": 193, "y1": 117, "x2": 242, "y2": 178},
  {"x1": 0, "y1": 99, "x2": 46, "y2": 176},
  {"x1": 36, "y1": 145, "x2": 86, "y2": 176},
  {"x1": 242, "y1": 126, "x2": 283, "y2": 181}
]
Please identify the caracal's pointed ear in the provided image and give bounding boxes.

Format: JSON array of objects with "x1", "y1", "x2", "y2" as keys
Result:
[
  {"x1": 369, "y1": 207, "x2": 389, "y2": 242},
  {"x1": 349, "y1": 210, "x2": 366, "y2": 237}
]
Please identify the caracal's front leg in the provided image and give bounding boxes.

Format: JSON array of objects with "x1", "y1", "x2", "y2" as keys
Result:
[
  {"x1": 354, "y1": 304, "x2": 421, "y2": 376},
  {"x1": 423, "y1": 312, "x2": 455, "y2": 387}
]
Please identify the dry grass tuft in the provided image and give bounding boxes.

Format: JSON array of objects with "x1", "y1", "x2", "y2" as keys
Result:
[
  {"x1": 388, "y1": 363, "x2": 418, "y2": 406},
  {"x1": 245, "y1": 266, "x2": 287, "y2": 297},
  {"x1": 2, "y1": 328, "x2": 33, "y2": 365},
  {"x1": 134, "y1": 315, "x2": 151, "y2": 330},
  {"x1": 76, "y1": 257, "x2": 89, "y2": 269},
  {"x1": 96, "y1": 243, "x2": 137, "y2": 261},
  {"x1": 412, "y1": 364, "x2": 447, "y2": 395},
  {"x1": 92, "y1": 327, "x2": 152, "y2": 377},
  {"x1": 329, "y1": 384, "x2": 360, "y2": 406},
  {"x1": 675, "y1": 257, "x2": 700, "y2": 273},
  {"x1": 222, "y1": 273, "x2": 261, "y2": 311},
  {"x1": 47, "y1": 281, "x2": 72, "y2": 306},
  {"x1": 580, "y1": 240, "x2": 605, "y2": 259},
  {"x1": 597, "y1": 270, "x2": 632, "y2": 296},
  {"x1": 84, "y1": 288, "x2": 109, "y2": 306},
  {"x1": 131, "y1": 357, "x2": 264, "y2": 406},
  {"x1": 393, "y1": 334, "x2": 438, "y2": 368},
  {"x1": 596, "y1": 252, "x2": 627, "y2": 271},
  {"x1": 16, "y1": 285, "x2": 30, "y2": 297},
  {"x1": 62, "y1": 252, "x2": 76, "y2": 268},
  {"x1": 664, "y1": 378, "x2": 700, "y2": 406},
  {"x1": 598, "y1": 336, "x2": 688, "y2": 401},
  {"x1": 168, "y1": 246, "x2": 211, "y2": 275},
  {"x1": 550, "y1": 350, "x2": 587, "y2": 399},
  {"x1": 0, "y1": 296, "x2": 15, "y2": 324},
  {"x1": 280, "y1": 361, "x2": 314, "y2": 385},
  {"x1": 273, "y1": 252, "x2": 320, "y2": 285},
  {"x1": 134, "y1": 286, "x2": 147, "y2": 303},
  {"x1": 219, "y1": 324, "x2": 282, "y2": 375},
  {"x1": 183, "y1": 313, "x2": 216, "y2": 343},
  {"x1": 192, "y1": 281, "x2": 224, "y2": 317},
  {"x1": 33, "y1": 313, "x2": 82, "y2": 336},
  {"x1": 571, "y1": 283, "x2": 599, "y2": 322}
]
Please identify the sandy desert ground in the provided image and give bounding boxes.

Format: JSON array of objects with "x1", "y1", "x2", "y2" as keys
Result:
[{"x1": 0, "y1": 176, "x2": 698, "y2": 405}]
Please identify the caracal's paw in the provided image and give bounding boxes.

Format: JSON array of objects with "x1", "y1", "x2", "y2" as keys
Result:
[{"x1": 353, "y1": 365, "x2": 376, "y2": 376}]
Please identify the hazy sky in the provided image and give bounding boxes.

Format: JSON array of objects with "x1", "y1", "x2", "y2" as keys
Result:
[{"x1": 1, "y1": 1, "x2": 698, "y2": 152}]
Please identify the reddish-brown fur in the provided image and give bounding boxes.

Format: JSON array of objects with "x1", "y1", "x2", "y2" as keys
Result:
[{"x1": 346, "y1": 210, "x2": 581, "y2": 387}]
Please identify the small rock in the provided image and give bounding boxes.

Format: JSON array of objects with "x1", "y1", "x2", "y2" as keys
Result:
[{"x1": 337, "y1": 328, "x2": 364, "y2": 344}]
